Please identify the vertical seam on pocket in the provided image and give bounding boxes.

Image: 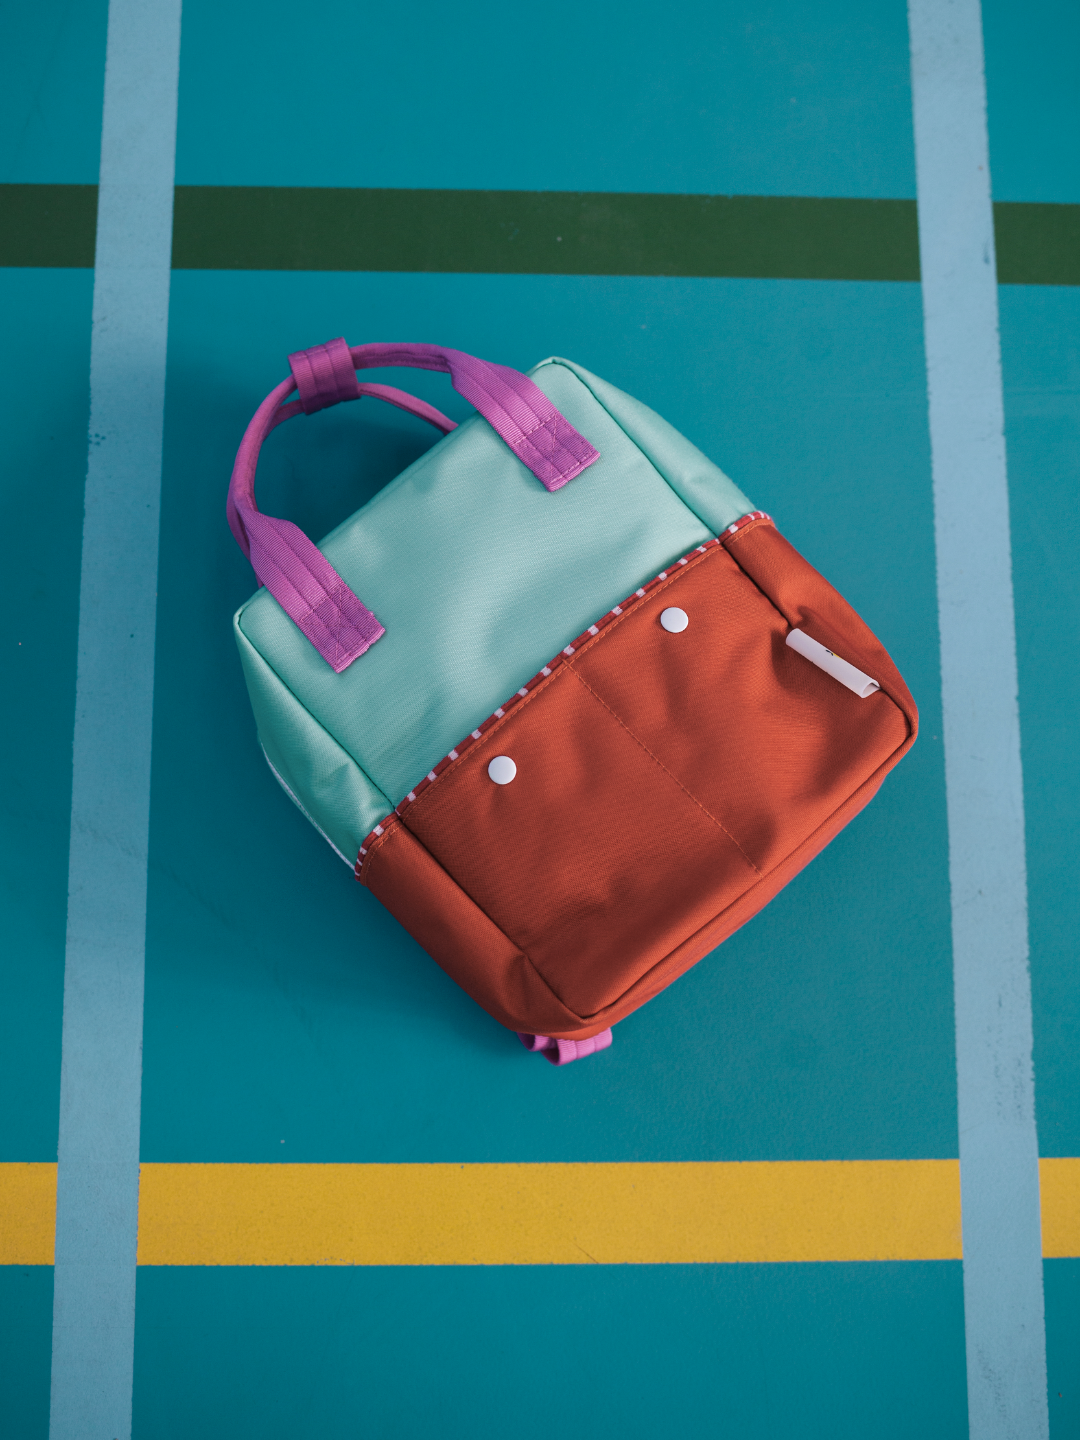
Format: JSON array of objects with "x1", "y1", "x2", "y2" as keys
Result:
[{"x1": 566, "y1": 664, "x2": 762, "y2": 877}]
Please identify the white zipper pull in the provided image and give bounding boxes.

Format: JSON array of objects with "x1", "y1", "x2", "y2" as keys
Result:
[{"x1": 786, "y1": 628, "x2": 881, "y2": 699}]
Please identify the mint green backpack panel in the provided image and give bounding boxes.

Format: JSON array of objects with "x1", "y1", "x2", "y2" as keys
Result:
[
  {"x1": 548, "y1": 360, "x2": 753, "y2": 540},
  {"x1": 236, "y1": 358, "x2": 753, "y2": 817},
  {"x1": 235, "y1": 621, "x2": 392, "y2": 860}
]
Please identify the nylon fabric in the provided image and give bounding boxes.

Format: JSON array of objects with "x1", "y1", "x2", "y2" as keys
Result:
[
  {"x1": 361, "y1": 820, "x2": 585, "y2": 1038},
  {"x1": 234, "y1": 619, "x2": 393, "y2": 857},
  {"x1": 229, "y1": 344, "x2": 601, "y2": 674},
  {"x1": 353, "y1": 383, "x2": 457, "y2": 434},
  {"x1": 349, "y1": 344, "x2": 600, "y2": 492},
  {"x1": 238, "y1": 359, "x2": 753, "y2": 810},
  {"x1": 360, "y1": 524, "x2": 917, "y2": 1038},
  {"x1": 248, "y1": 511, "x2": 386, "y2": 673},
  {"x1": 289, "y1": 337, "x2": 362, "y2": 414},
  {"x1": 228, "y1": 374, "x2": 386, "y2": 674},
  {"x1": 573, "y1": 528, "x2": 910, "y2": 875},
  {"x1": 550, "y1": 359, "x2": 755, "y2": 537},
  {"x1": 517, "y1": 1030, "x2": 615, "y2": 1065}
]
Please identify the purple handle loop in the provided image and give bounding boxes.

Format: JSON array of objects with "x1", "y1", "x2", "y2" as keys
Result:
[
  {"x1": 349, "y1": 343, "x2": 600, "y2": 494},
  {"x1": 517, "y1": 1030, "x2": 613, "y2": 1066},
  {"x1": 228, "y1": 337, "x2": 600, "y2": 674}
]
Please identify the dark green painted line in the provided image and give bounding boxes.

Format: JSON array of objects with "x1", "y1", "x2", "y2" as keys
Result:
[
  {"x1": 1, "y1": 184, "x2": 1076, "y2": 284},
  {"x1": 168, "y1": 188, "x2": 922, "y2": 282},
  {"x1": 0, "y1": 184, "x2": 98, "y2": 267},
  {"x1": 994, "y1": 202, "x2": 1080, "y2": 286}
]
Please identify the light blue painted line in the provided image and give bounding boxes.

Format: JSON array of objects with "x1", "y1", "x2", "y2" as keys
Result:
[
  {"x1": 907, "y1": 2, "x2": 1048, "y2": 1437},
  {"x1": 49, "y1": 2, "x2": 182, "y2": 1438}
]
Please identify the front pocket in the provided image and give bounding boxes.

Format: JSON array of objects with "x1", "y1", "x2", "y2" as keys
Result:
[
  {"x1": 361, "y1": 523, "x2": 917, "y2": 1024},
  {"x1": 396, "y1": 661, "x2": 761, "y2": 1017},
  {"x1": 570, "y1": 543, "x2": 911, "y2": 872}
]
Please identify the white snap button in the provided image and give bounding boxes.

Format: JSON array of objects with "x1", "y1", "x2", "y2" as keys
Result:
[
  {"x1": 487, "y1": 755, "x2": 517, "y2": 785},
  {"x1": 660, "y1": 607, "x2": 689, "y2": 633}
]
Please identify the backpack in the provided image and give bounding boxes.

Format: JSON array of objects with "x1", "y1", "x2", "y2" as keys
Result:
[{"x1": 228, "y1": 338, "x2": 918, "y2": 1066}]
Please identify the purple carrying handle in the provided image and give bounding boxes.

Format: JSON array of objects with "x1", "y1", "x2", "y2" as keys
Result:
[
  {"x1": 228, "y1": 338, "x2": 600, "y2": 673},
  {"x1": 517, "y1": 1030, "x2": 613, "y2": 1066}
]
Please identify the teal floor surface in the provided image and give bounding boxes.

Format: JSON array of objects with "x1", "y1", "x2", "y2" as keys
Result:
[{"x1": 1, "y1": 1, "x2": 1077, "y2": 1435}]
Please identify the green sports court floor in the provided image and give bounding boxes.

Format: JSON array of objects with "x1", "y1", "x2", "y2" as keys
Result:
[{"x1": 1, "y1": 1, "x2": 1078, "y2": 1435}]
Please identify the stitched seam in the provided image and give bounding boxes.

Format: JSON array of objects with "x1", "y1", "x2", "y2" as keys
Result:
[
  {"x1": 516, "y1": 414, "x2": 595, "y2": 479},
  {"x1": 518, "y1": 415, "x2": 561, "y2": 442},
  {"x1": 355, "y1": 518, "x2": 769, "y2": 864},
  {"x1": 261, "y1": 745, "x2": 352, "y2": 867},
  {"x1": 300, "y1": 581, "x2": 380, "y2": 646},
  {"x1": 360, "y1": 815, "x2": 400, "y2": 872},
  {"x1": 364, "y1": 820, "x2": 589, "y2": 1024},
  {"x1": 718, "y1": 535, "x2": 794, "y2": 632},
  {"x1": 552, "y1": 542, "x2": 723, "y2": 668},
  {"x1": 515, "y1": 943, "x2": 588, "y2": 1021},
  {"x1": 543, "y1": 357, "x2": 762, "y2": 534},
  {"x1": 518, "y1": 416, "x2": 570, "y2": 452},
  {"x1": 377, "y1": 546, "x2": 721, "y2": 833},
  {"x1": 722, "y1": 519, "x2": 914, "y2": 723},
  {"x1": 722, "y1": 514, "x2": 774, "y2": 549},
  {"x1": 400, "y1": 669, "x2": 564, "y2": 826},
  {"x1": 572, "y1": 726, "x2": 917, "y2": 1022},
  {"x1": 455, "y1": 367, "x2": 589, "y2": 483},
  {"x1": 566, "y1": 665, "x2": 763, "y2": 877},
  {"x1": 233, "y1": 611, "x2": 394, "y2": 820}
]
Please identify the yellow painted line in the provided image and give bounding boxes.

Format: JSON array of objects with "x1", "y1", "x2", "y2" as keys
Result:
[
  {"x1": 5, "y1": 1159, "x2": 1076, "y2": 1265},
  {"x1": 137, "y1": 1160, "x2": 963, "y2": 1266},
  {"x1": 1040, "y1": 1157, "x2": 1080, "y2": 1258},
  {"x1": 0, "y1": 1163, "x2": 56, "y2": 1264}
]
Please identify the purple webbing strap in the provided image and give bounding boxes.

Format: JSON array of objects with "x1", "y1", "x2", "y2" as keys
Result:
[
  {"x1": 349, "y1": 343, "x2": 600, "y2": 494},
  {"x1": 228, "y1": 337, "x2": 600, "y2": 673},
  {"x1": 228, "y1": 372, "x2": 387, "y2": 673},
  {"x1": 517, "y1": 1029, "x2": 613, "y2": 1066}
]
